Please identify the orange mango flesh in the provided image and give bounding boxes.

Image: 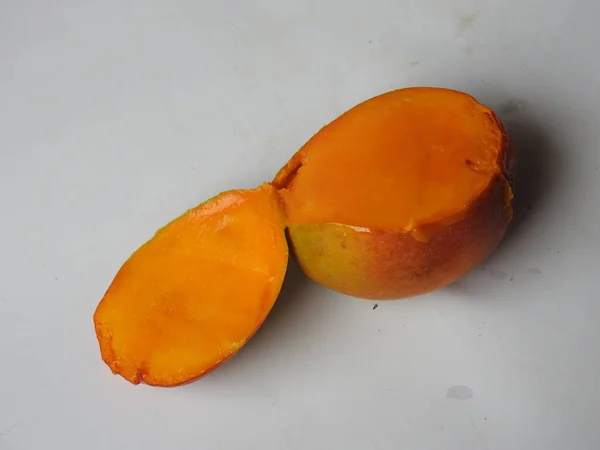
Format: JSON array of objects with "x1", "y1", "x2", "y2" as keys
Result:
[
  {"x1": 274, "y1": 88, "x2": 508, "y2": 240},
  {"x1": 93, "y1": 184, "x2": 288, "y2": 386}
]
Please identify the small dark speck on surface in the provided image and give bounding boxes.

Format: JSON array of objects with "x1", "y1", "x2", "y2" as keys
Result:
[
  {"x1": 484, "y1": 418, "x2": 487, "y2": 421},
  {"x1": 224, "y1": 20, "x2": 240, "y2": 30},
  {"x1": 478, "y1": 333, "x2": 482, "y2": 337},
  {"x1": 510, "y1": 276, "x2": 514, "y2": 281},
  {"x1": 457, "y1": 13, "x2": 478, "y2": 35},
  {"x1": 368, "y1": 40, "x2": 373, "y2": 44},
  {"x1": 447, "y1": 385, "x2": 473, "y2": 400},
  {"x1": 55, "y1": 277, "x2": 58, "y2": 281},
  {"x1": 373, "y1": 304, "x2": 378, "y2": 310},
  {"x1": 378, "y1": 329, "x2": 380, "y2": 332},
  {"x1": 500, "y1": 99, "x2": 527, "y2": 115}
]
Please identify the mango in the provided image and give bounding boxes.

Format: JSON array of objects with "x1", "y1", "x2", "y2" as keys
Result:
[
  {"x1": 274, "y1": 87, "x2": 514, "y2": 299},
  {"x1": 93, "y1": 87, "x2": 515, "y2": 386},
  {"x1": 94, "y1": 184, "x2": 288, "y2": 386}
]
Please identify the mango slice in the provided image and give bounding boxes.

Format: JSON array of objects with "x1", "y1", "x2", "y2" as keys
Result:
[{"x1": 93, "y1": 184, "x2": 288, "y2": 386}]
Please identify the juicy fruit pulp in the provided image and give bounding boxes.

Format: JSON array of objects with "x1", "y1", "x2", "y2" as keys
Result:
[
  {"x1": 274, "y1": 88, "x2": 513, "y2": 299},
  {"x1": 275, "y1": 88, "x2": 509, "y2": 237},
  {"x1": 93, "y1": 184, "x2": 288, "y2": 386}
]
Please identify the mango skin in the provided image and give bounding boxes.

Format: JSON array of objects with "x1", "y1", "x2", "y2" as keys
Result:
[{"x1": 286, "y1": 174, "x2": 513, "y2": 300}]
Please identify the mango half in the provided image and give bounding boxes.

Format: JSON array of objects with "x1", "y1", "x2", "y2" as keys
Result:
[{"x1": 274, "y1": 87, "x2": 514, "y2": 299}]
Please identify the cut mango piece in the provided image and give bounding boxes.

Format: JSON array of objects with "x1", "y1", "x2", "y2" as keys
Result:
[
  {"x1": 275, "y1": 87, "x2": 510, "y2": 233},
  {"x1": 274, "y1": 87, "x2": 514, "y2": 299},
  {"x1": 93, "y1": 183, "x2": 288, "y2": 386}
]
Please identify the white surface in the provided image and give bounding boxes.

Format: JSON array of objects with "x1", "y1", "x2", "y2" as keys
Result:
[{"x1": 1, "y1": 1, "x2": 599, "y2": 449}]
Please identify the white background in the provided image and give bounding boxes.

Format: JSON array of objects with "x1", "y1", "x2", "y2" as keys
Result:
[{"x1": 1, "y1": 1, "x2": 599, "y2": 449}]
